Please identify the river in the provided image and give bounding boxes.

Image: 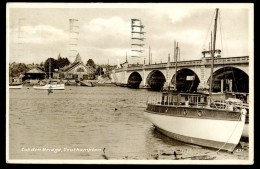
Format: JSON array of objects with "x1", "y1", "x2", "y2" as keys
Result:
[{"x1": 8, "y1": 86, "x2": 248, "y2": 162}]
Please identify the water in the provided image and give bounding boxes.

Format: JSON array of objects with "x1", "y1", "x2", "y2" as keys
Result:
[{"x1": 8, "y1": 86, "x2": 248, "y2": 161}]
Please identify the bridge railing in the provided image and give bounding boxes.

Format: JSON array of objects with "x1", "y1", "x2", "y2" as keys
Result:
[
  {"x1": 114, "y1": 56, "x2": 249, "y2": 72},
  {"x1": 169, "y1": 56, "x2": 249, "y2": 67},
  {"x1": 170, "y1": 60, "x2": 201, "y2": 67},
  {"x1": 206, "y1": 56, "x2": 249, "y2": 65}
]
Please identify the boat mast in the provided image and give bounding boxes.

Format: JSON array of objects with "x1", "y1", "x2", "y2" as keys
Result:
[
  {"x1": 149, "y1": 45, "x2": 151, "y2": 65},
  {"x1": 209, "y1": 8, "x2": 219, "y2": 95},
  {"x1": 49, "y1": 58, "x2": 51, "y2": 80},
  {"x1": 174, "y1": 41, "x2": 178, "y2": 91}
]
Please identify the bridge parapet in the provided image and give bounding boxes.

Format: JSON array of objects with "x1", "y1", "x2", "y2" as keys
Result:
[
  {"x1": 114, "y1": 56, "x2": 249, "y2": 73},
  {"x1": 169, "y1": 56, "x2": 249, "y2": 67},
  {"x1": 204, "y1": 56, "x2": 249, "y2": 65},
  {"x1": 129, "y1": 63, "x2": 168, "y2": 70}
]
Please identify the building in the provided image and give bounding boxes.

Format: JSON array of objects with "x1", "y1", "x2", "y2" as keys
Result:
[
  {"x1": 54, "y1": 53, "x2": 96, "y2": 81},
  {"x1": 22, "y1": 67, "x2": 46, "y2": 81}
]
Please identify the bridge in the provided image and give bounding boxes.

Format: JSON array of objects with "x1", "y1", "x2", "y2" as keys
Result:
[{"x1": 111, "y1": 56, "x2": 249, "y2": 92}]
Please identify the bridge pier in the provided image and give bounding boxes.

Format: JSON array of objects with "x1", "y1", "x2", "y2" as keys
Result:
[{"x1": 141, "y1": 66, "x2": 147, "y2": 87}]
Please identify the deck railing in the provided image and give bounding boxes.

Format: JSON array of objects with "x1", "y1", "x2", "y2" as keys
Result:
[
  {"x1": 147, "y1": 94, "x2": 208, "y2": 107},
  {"x1": 147, "y1": 94, "x2": 249, "y2": 111}
]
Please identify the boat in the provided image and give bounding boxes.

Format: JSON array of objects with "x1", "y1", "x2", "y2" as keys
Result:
[
  {"x1": 225, "y1": 97, "x2": 249, "y2": 138},
  {"x1": 9, "y1": 84, "x2": 23, "y2": 89},
  {"x1": 33, "y1": 59, "x2": 65, "y2": 90},
  {"x1": 144, "y1": 91, "x2": 247, "y2": 152},
  {"x1": 9, "y1": 77, "x2": 23, "y2": 89},
  {"x1": 144, "y1": 8, "x2": 247, "y2": 152},
  {"x1": 33, "y1": 83, "x2": 65, "y2": 90},
  {"x1": 79, "y1": 80, "x2": 95, "y2": 87}
]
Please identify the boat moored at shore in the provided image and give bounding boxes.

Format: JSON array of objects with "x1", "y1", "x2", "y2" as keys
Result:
[
  {"x1": 144, "y1": 8, "x2": 248, "y2": 152},
  {"x1": 9, "y1": 84, "x2": 23, "y2": 89},
  {"x1": 144, "y1": 91, "x2": 247, "y2": 152},
  {"x1": 33, "y1": 83, "x2": 65, "y2": 90}
]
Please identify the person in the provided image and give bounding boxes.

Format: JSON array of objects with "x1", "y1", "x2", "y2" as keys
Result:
[
  {"x1": 241, "y1": 108, "x2": 247, "y2": 115},
  {"x1": 228, "y1": 102, "x2": 233, "y2": 111}
]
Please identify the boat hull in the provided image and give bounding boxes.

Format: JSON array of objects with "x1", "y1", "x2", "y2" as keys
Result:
[
  {"x1": 242, "y1": 124, "x2": 249, "y2": 138},
  {"x1": 144, "y1": 106, "x2": 246, "y2": 152},
  {"x1": 9, "y1": 84, "x2": 23, "y2": 89},
  {"x1": 33, "y1": 84, "x2": 65, "y2": 90},
  {"x1": 79, "y1": 81, "x2": 94, "y2": 87}
]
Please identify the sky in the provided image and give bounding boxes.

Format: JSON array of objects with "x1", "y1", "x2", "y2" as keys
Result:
[{"x1": 7, "y1": 3, "x2": 253, "y2": 66}]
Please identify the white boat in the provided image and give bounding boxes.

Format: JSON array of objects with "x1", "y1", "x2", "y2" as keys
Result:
[
  {"x1": 9, "y1": 84, "x2": 23, "y2": 89},
  {"x1": 144, "y1": 92, "x2": 247, "y2": 152},
  {"x1": 33, "y1": 58, "x2": 65, "y2": 90},
  {"x1": 9, "y1": 77, "x2": 23, "y2": 89},
  {"x1": 144, "y1": 8, "x2": 247, "y2": 152},
  {"x1": 33, "y1": 83, "x2": 65, "y2": 90},
  {"x1": 79, "y1": 80, "x2": 94, "y2": 87}
]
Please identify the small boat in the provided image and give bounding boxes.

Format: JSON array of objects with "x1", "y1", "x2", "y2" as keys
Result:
[
  {"x1": 9, "y1": 84, "x2": 23, "y2": 89},
  {"x1": 9, "y1": 77, "x2": 23, "y2": 89},
  {"x1": 33, "y1": 58, "x2": 65, "y2": 90},
  {"x1": 144, "y1": 8, "x2": 247, "y2": 152},
  {"x1": 79, "y1": 80, "x2": 94, "y2": 87},
  {"x1": 33, "y1": 83, "x2": 65, "y2": 90}
]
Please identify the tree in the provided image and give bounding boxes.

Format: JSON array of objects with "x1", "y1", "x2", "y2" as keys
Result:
[
  {"x1": 56, "y1": 56, "x2": 70, "y2": 69},
  {"x1": 9, "y1": 62, "x2": 28, "y2": 77},
  {"x1": 86, "y1": 59, "x2": 96, "y2": 68},
  {"x1": 40, "y1": 62, "x2": 44, "y2": 67}
]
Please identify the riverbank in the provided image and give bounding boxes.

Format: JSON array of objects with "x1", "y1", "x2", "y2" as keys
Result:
[{"x1": 143, "y1": 140, "x2": 249, "y2": 160}]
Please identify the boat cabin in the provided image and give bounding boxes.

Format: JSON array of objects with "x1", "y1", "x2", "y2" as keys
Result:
[{"x1": 160, "y1": 91, "x2": 208, "y2": 106}]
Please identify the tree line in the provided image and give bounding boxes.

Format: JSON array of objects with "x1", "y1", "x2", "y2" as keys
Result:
[{"x1": 9, "y1": 56, "x2": 109, "y2": 78}]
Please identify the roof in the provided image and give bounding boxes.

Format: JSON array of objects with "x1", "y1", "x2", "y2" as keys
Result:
[
  {"x1": 62, "y1": 62, "x2": 95, "y2": 74},
  {"x1": 25, "y1": 67, "x2": 46, "y2": 74},
  {"x1": 86, "y1": 65, "x2": 96, "y2": 73},
  {"x1": 63, "y1": 62, "x2": 81, "y2": 72},
  {"x1": 73, "y1": 53, "x2": 83, "y2": 64},
  {"x1": 59, "y1": 53, "x2": 95, "y2": 73}
]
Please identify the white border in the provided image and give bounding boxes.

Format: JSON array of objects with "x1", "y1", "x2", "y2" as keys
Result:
[{"x1": 6, "y1": 2, "x2": 254, "y2": 165}]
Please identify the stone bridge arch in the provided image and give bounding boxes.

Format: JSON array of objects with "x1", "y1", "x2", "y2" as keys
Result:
[
  {"x1": 127, "y1": 71, "x2": 143, "y2": 88},
  {"x1": 206, "y1": 66, "x2": 249, "y2": 92},
  {"x1": 170, "y1": 68, "x2": 200, "y2": 92},
  {"x1": 146, "y1": 70, "x2": 166, "y2": 91}
]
